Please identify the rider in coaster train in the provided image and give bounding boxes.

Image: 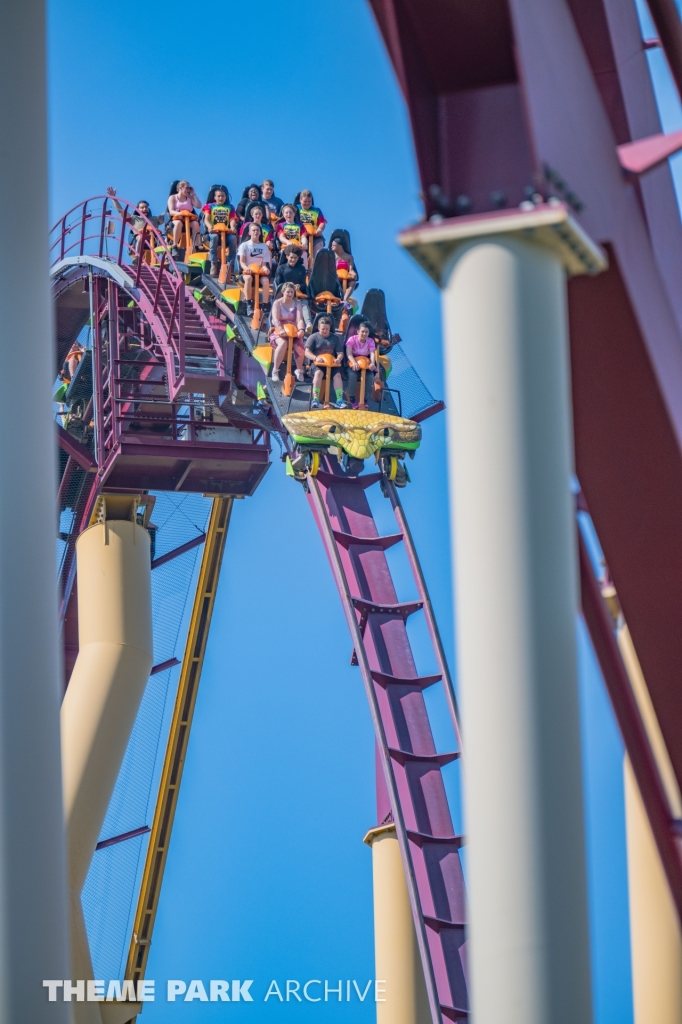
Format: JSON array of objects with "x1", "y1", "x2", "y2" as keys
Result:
[
  {"x1": 260, "y1": 179, "x2": 284, "y2": 225},
  {"x1": 276, "y1": 204, "x2": 308, "y2": 264},
  {"x1": 202, "y1": 185, "x2": 238, "y2": 277},
  {"x1": 295, "y1": 190, "x2": 327, "y2": 263},
  {"x1": 106, "y1": 187, "x2": 165, "y2": 255},
  {"x1": 274, "y1": 246, "x2": 312, "y2": 331},
  {"x1": 346, "y1": 321, "x2": 377, "y2": 407},
  {"x1": 167, "y1": 180, "x2": 202, "y2": 257},
  {"x1": 269, "y1": 282, "x2": 307, "y2": 383},
  {"x1": 330, "y1": 232, "x2": 358, "y2": 301},
  {"x1": 238, "y1": 204, "x2": 274, "y2": 248},
  {"x1": 305, "y1": 315, "x2": 348, "y2": 410},
  {"x1": 236, "y1": 184, "x2": 263, "y2": 222},
  {"x1": 237, "y1": 221, "x2": 272, "y2": 314}
]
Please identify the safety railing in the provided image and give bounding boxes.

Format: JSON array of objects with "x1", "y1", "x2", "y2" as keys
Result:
[
  {"x1": 49, "y1": 196, "x2": 227, "y2": 398},
  {"x1": 50, "y1": 194, "x2": 182, "y2": 277}
]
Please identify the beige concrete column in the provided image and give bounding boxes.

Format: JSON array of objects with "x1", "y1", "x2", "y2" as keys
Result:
[
  {"x1": 625, "y1": 758, "x2": 682, "y2": 1024},
  {"x1": 613, "y1": 619, "x2": 682, "y2": 1024},
  {"x1": 61, "y1": 507, "x2": 153, "y2": 1024},
  {"x1": 399, "y1": 205, "x2": 606, "y2": 1024},
  {"x1": 365, "y1": 825, "x2": 430, "y2": 1024}
]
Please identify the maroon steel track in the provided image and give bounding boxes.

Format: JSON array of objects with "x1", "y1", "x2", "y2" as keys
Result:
[{"x1": 308, "y1": 465, "x2": 468, "y2": 1023}]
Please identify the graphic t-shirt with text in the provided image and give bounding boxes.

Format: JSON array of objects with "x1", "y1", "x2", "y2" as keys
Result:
[
  {"x1": 237, "y1": 240, "x2": 272, "y2": 267},
  {"x1": 202, "y1": 203, "x2": 236, "y2": 229}
]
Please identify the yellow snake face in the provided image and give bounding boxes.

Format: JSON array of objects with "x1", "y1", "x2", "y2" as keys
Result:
[{"x1": 283, "y1": 409, "x2": 421, "y2": 460}]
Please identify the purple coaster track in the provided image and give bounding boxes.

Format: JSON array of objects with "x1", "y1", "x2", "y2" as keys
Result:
[{"x1": 307, "y1": 465, "x2": 468, "y2": 1023}]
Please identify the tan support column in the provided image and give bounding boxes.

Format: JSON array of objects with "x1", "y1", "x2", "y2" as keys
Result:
[
  {"x1": 625, "y1": 759, "x2": 682, "y2": 1024},
  {"x1": 365, "y1": 825, "x2": 430, "y2": 1024},
  {"x1": 61, "y1": 497, "x2": 153, "y2": 1024},
  {"x1": 612, "y1": 617, "x2": 682, "y2": 1024}
]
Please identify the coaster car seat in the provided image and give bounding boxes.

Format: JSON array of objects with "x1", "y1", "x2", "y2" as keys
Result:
[
  {"x1": 329, "y1": 228, "x2": 352, "y2": 253},
  {"x1": 344, "y1": 312, "x2": 370, "y2": 341},
  {"x1": 308, "y1": 249, "x2": 343, "y2": 324},
  {"x1": 360, "y1": 288, "x2": 390, "y2": 338}
]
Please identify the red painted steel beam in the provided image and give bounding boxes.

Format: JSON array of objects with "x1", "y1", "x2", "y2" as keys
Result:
[
  {"x1": 568, "y1": 250, "x2": 682, "y2": 789},
  {"x1": 55, "y1": 423, "x2": 96, "y2": 472},
  {"x1": 412, "y1": 400, "x2": 445, "y2": 424},
  {"x1": 115, "y1": 441, "x2": 270, "y2": 462},
  {"x1": 151, "y1": 534, "x2": 206, "y2": 570},
  {"x1": 150, "y1": 658, "x2": 180, "y2": 676},
  {"x1": 95, "y1": 825, "x2": 150, "y2": 851},
  {"x1": 578, "y1": 529, "x2": 682, "y2": 921}
]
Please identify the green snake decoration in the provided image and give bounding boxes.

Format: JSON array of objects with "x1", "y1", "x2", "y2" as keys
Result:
[{"x1": 283, "y1": 408, "x2": 421, "y2": 460}]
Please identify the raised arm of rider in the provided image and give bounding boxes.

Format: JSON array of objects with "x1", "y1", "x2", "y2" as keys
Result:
[{"x1": 106, "y1": 187, "x2": 125, "y2": 218}]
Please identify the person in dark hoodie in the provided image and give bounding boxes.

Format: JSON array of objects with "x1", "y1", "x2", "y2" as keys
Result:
[{"x1": 273, "y1": 246, "x2": 312, "y2": 330}]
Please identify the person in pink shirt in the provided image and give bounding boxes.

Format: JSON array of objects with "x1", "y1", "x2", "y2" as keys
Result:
[
  {"x1": 345, "y1": 321, "x2": 377, "y2": 407},
  {"x1": 167, "y1": 180, "x2": 202, "y2": 257}
]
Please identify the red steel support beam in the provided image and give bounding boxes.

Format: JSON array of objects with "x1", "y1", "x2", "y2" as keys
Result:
[
  {"x1": 150, "y1": 534, "x2": 206, "y2": 570},
  {"x1": 55, "y1": 423, "x2": 96, "y2": 472}
]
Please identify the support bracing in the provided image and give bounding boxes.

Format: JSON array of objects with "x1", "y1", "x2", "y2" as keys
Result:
[{"x1": 125, "y1": 497, "x2": 233, "y2": 994}]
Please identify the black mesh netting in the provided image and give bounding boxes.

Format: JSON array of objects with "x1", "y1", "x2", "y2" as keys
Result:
[{"x1": 386, "y1": 343, "x2": 439, "y2": 420}]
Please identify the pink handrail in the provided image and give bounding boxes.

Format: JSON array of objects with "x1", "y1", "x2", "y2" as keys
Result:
[
  {"x1": 51, "y1": 195, "x2": 226, "y2": 397},
  {"x1": 49, "y1": 193, "x2": 182, "y2": 279}
]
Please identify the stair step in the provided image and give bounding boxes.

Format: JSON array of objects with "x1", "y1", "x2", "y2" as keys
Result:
[
  {"x1": 352, "y1": 597, "x2": 423, "y2": 618},
  {"x1": 333, "y1": 530, "x2": 403, "y2": 550},
  {"x1": 371, "y1": 671, "x2": 442, "y2": 690},
  {"x1": 423, "y1": 916, "x2": 466, "y2": 931},
  {"x1": 440, "y1": 1004, "x2": 469, "y2": 1022},
  {"x1": 388, "y1": 747, "x2": 460, "y2": 766},
  {"x1": 406, "y1": 830, "x2": 464, "y2": 848}
]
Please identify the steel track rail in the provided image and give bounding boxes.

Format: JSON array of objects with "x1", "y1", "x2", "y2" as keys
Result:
[
  {"x1": 307, "y1": 468, "x2": 468, "y2": 1024},
  {"x1": 124, "y1": 496, "x2": 233, "y2": 1001}
]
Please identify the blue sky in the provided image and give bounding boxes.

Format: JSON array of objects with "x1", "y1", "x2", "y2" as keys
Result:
[{"x1": 47, "y1": 1, "x2": 682, "y2": 1020}]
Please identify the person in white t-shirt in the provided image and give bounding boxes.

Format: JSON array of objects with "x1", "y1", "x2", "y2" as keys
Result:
[{"x1": 238, "y1": 222, "x2": 271, "y2": 310}]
